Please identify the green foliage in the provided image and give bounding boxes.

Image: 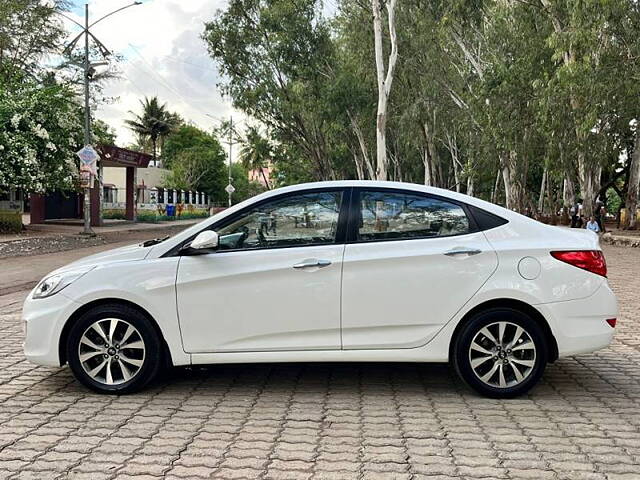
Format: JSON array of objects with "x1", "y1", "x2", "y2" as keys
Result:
[
  {"x1": 0, "y1": 0, "x2": 69, "y2": 78},
  {"x1": 0, "y1": 70, "x2": 82, "y2": 193},
  {"x1": 0, "y1": 210, "x2": 22, "y2": 233},
  {"x1": 229, "y1": 162, "x2": 267, "y2": 203},
  {"x1": 161, "y1": 125, "x2": 227, "y2": 202},
  {"x1": 203, "y1": 0, "x2": 640, "y2": 216},
  {"x1": 125, "y1": 96, "x2": 180, "y2": 158},
  {"x1": 102, "y1": 209, "x2": 126, "y2": 220}
]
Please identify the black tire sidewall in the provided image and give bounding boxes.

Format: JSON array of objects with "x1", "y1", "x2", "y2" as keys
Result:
[
  {"x1": 453, "y1": 308, "x2": 548, "y2": 398},
  {"x1": 67, "y1": 304, "x2": 161, "y2": 394}
]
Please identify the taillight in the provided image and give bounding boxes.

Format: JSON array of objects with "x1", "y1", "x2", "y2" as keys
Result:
[
  {"x1": 606, "y1": 318, "x2": 616, "y2": 328},
  {"x1": 550, "y1": 250, "x2": 607, "y2": 277}
]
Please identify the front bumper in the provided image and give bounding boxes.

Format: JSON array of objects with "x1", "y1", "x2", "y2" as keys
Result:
[
  {"x1": 537, "y1": 281, "x2": 618, "y2": 358},
  {"x1": 22, "y1": 290, "x2": 81, "y2": 367}
]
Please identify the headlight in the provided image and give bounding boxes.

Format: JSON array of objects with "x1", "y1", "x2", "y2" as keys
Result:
[{"x1": 32, "y1": 266, "x2": 95, "y2": 299}]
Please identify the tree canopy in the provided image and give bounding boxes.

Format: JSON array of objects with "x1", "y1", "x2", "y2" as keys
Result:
[{"x1": 204, "y1": 0, "x2": 640, "y2": 226}]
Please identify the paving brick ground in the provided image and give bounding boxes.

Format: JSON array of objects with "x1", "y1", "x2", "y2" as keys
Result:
[{"x1": 0, "y1": 245, "x2": 639, "y2": 479}]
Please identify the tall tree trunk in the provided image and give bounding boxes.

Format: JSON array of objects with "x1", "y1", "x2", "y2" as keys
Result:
[
  {"x1": 541, "y1": 0, "x2": 600, "y2": 218},
  {"x1": 491, "y1": 168, "x2": 501, "y2": 204},
  {"x1": 501, "y1": 151, "x2": 522, "y2": 211},
  {"x1": 348, "y1": 112, "x2": 375, "y2": 179},
  {"x1": 446, "y1": 133, "x2": 461, "y2": 192},
  {"x1": 152, "y1": 137, "x2": 157, "y2": 167},
  {"x1": 371, "y1": 0, "x2": 398, "y2": 181},
  {"x1": 563, "y1": 175, "x2": 575, "y2": 209},
  {"x1": 421, "y1": 122, "x2": 438, "y2": 186},
  {"x1": 538, "y1": 167, "x2": 547, "y2": 215},
  {"x1": 624, "y1": 131, "x2": 640, "y2": 229}
]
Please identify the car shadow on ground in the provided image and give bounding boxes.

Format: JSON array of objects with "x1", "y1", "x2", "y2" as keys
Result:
[{"x1": 37, "y1": 354, "x2": 637, "y2": 403}]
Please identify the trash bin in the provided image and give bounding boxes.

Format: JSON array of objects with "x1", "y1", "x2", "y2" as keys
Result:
[{"x1": 166, "y1": 204, "x2": 176, "y2": 217}]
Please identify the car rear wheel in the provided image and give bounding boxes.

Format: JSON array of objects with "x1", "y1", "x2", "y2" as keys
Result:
[
  {"x1": 66, "y1": 304, "x2": 162, "y2": 394},
  {"x1": 453, "y1": 308, "x2": 548, "y2": 398}
]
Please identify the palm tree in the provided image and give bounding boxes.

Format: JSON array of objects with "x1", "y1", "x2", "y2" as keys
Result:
[
  {"x1": 239, "y1": 126, "x2": 273, "y2": 189},
  {"x1": 125, "y1": 97, "x2": 177, "y2": 165}
]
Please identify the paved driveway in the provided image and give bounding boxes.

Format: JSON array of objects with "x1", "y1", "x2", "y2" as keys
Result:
[{"x1": 0, "y1": 245, "x2": 638, "y2": 480}]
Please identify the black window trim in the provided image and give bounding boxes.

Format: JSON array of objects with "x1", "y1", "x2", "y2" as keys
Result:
[
  {"x1": 345, "y1": 187, "x2": 481, "y2": 244},
  {"x1": 164, "y1": 187, "x2": 352, "y2": 257}
]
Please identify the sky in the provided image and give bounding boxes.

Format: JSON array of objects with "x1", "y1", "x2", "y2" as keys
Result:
[{"x1": 64, "y1": 0, "x2": 244, "y2": 150}]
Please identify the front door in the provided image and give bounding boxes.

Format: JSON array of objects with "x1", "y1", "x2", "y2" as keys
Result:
[
  {"x1": 341, "y1": 189, "x2": 498, "y2": 349},
  {"x1": 176, "y1": 189, "x2": 348, "y2": 353}
]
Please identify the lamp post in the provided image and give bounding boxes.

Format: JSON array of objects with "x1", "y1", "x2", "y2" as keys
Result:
[{"x1": 59, "y1": 2, "x2": 142, "y2": 235}]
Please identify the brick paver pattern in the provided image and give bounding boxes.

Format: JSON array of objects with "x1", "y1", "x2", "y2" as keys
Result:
[{"x1": 0, "y1": 245, "x2": 639, "y2": 480}]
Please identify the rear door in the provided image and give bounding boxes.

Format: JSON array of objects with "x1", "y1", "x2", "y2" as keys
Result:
[{"x1": 341, "y1": 188, "x2": 498, "y2": 349}]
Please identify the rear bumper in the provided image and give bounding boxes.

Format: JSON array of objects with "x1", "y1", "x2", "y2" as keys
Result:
[{"x1": 537, "y1": 281, "x2": 617, "y2": 358}]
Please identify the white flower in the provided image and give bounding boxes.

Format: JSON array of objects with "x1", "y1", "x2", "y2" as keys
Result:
[
  {"x1": 45, "y1": 142, "x2": 57, "y2": 152},
  {"x1": 10, "y1": 114, "x2": 21, "y2": 128},
  {"x1": 33, "y1": 124, "x2": 50, "y2": 140}
]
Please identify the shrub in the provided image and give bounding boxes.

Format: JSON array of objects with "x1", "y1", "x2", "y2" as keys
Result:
[
  {"x1": 103, "y1": 209, "x2": 126, "y2": 220},
  {"x1": 0, "y1": 210, "x2": 23, "y2": 233}
]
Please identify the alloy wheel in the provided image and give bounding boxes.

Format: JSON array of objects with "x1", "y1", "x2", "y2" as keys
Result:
[
  {"x1": 468, "y1": 321, "x2": 537, "y2": 389},
  {"x1": 77, "y1": 318, "x2": 146, "y2": 386}
]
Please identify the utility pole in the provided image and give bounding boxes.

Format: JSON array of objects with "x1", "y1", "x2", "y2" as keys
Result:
[{"x1": 59, "y1": 2, "x2": 142, "y2": 235}]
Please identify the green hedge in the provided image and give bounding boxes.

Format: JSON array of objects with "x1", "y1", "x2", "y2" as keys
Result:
[
  {"x1": 102, "y1": 208, "x2": 209, "y2": 223},
  {"x1": 0, "y1": 210, "x2": 23, "y2": 233},
  {"x1": 103, "y1": 209, "x2": 127, "y2": 220}
]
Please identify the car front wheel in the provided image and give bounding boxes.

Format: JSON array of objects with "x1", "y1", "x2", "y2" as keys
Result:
[
  {"x1": 453, "y1": 308, "x2": 548, "y2": 398},
  {"x1": 66, "y1": 304, "x2": 162, "y2": 394}
]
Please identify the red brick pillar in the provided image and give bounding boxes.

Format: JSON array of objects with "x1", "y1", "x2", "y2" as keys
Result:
[
  {"x1": 125, "y1": 167, "x2": 136, "y2": 221},
  {"x1": 90, "y1": 179, "x2": 102, "y2": 227},
  {"x1": 30, "y1": 194, "x2": 45, "y2": 224}
]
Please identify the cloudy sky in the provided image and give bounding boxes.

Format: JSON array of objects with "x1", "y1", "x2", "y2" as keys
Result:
[{"x1": 64, "y1": 0, "x2": 243, "y2": 148}]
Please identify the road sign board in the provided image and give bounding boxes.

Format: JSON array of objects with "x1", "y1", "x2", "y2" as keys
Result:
[
  {"x1": 77, "y1": 145, "x2": 100, "y2": 164},
  {"x1": 225, "y1": 184, "x2": 236, "y2": 194}
]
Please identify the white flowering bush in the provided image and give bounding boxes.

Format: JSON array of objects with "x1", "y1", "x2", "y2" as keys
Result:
[{"x1": 0, "y1": 73, "x2": 83, "y2": 193}]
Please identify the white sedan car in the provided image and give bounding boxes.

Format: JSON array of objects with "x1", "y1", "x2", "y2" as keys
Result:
[{"x1": 23, "y1": 181, "x2": 617, "y2": 397}]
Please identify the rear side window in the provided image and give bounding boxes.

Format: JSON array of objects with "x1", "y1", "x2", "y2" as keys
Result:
[
  {"x1": 356, "y1": 190, "x2": 471, "y2": 241},
  {"x1": 467, "y1": 205, "x2": 508, "y2": 231}
]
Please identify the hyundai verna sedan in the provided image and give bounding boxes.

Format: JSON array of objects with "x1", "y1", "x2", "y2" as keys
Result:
[{"x1": 22, "y1": 181, "x2": 617, "y2": 397}]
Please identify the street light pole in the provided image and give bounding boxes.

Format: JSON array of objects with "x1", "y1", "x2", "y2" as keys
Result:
[
  {"x1": 81, "y1": 3, "x2": 92, "y2": 235},
  {"x1": 228, "y1": 116, "x2": 233, "y2": 207},
  {"x1": 59, "y1": 2, "x2": 142, "y2": 235}
]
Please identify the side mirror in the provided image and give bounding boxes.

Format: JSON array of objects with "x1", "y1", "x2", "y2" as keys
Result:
[{"x1": 189, "y1": 230, "x2": 219, "y2": 251}]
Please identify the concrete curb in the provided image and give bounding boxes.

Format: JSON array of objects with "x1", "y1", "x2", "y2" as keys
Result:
[{"x1": 601, "y1": 232, "x2": 640, "y2": 247}]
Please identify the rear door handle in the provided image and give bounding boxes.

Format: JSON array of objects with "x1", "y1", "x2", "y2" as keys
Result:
[
  {"x1": 444, "y1": 248, "x2": 482, "y2": 257},
  {"x1": 293, "y1": 259, "x2": 332, "y2": 269}
]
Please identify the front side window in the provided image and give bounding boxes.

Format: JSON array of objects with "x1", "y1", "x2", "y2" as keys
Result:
[
  {"x1": 357, "y1": 190, "x2": 470, "y2": 241},
  {"x1": 216, "y1": 191, "x2": 343, "y2": 250}
]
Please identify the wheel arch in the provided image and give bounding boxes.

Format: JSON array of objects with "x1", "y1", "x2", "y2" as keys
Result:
[
  {"x1": 449, "y1": 298, "x2": 559, "y2": 363},
  {"x1": 59, "y1": 298, "x2": 173, "y2": 367}
]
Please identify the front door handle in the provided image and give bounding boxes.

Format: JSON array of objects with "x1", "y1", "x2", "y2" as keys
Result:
[
  {"x1": 444, "y1": 248, "x2": 482, "y2": 257},
  {"x1": 293, "y1": 259, "x2": 332, "y2": 269}
]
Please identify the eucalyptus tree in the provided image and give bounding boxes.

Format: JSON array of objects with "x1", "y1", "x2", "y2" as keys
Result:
[
  {"x1": 204, "y1": 0, "x2": 340, "y2": 181},
  {"x1": 370, "y1": 0, "x2": 399, "y2": 180}
]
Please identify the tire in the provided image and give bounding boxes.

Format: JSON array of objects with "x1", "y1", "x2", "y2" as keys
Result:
[
  {"x1": 66, "y1": 304, "x2": 162, "y2": 394},
  {"x1": 452, "y1": 308, "x2": 548, "y2": 398}
]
